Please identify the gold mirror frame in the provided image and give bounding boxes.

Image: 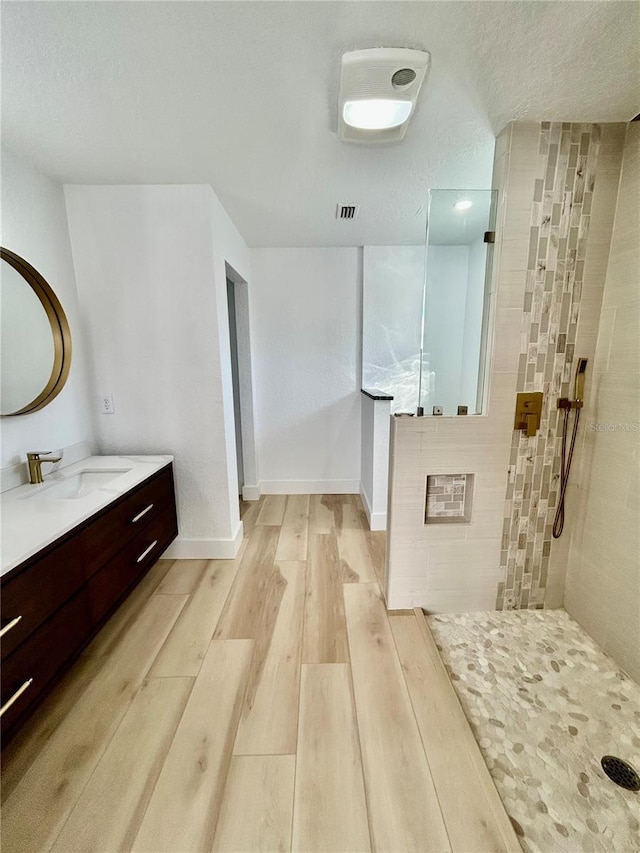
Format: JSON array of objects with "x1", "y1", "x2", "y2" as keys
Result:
[{"x1": 1, "y1": 247, "x2": 72, "y2": 417}]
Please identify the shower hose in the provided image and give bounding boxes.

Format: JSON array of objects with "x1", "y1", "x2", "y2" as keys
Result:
[{"x1": 552, "y1": 405, "x2": 581, "y2": 538}]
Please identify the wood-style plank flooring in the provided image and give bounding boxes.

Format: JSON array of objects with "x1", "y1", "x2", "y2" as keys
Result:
[{"x1": 1, "y1": 494, "x2": 520, "y2": 853}]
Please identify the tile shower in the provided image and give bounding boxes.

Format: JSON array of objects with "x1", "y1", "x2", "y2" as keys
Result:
[
  {"x1": 386, "y1": 120, "x2": 633, "y2": 618},
  {"x1": 386, "y1": 121, "x2": 639, "y2": 850}
]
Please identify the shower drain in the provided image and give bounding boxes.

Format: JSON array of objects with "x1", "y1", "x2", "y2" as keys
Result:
[{"x1": 601, "y1": 756, "x2": 640, "y2": 791}]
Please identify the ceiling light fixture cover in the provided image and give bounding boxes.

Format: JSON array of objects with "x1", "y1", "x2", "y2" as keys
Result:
[
  {"x1": 343, "y1": 99, "x2": 412, "y2": 130},
  {"x1": 338, "y1": 47, "x2": 431, "y2": 144}
]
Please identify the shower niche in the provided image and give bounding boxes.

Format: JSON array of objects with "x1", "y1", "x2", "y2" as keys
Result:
[{"x1": 425, "y1": 473, "x2": 474, "y2": 525}]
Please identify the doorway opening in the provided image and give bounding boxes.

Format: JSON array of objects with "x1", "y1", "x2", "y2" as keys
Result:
[
  {"x1": 227, "y1": 277, "x2": 244, "y2": 499},
  {"x1": 225, "y1": 263, "x2": 259, "y2": 513}
]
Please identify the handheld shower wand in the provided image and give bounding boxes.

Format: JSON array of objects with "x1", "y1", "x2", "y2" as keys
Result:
[
  {"x1": 574, "y1": 357, "x2": 587, "y2": 405},
  {"x1": 553, "y1": 358, "x2": 588, "y2": 538}
]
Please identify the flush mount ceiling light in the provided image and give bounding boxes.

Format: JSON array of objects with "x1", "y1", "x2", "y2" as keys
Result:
[
  {"x1": 338, "y1": 48, "x2": 431, "y2": 144},
  {"x1": 343, "y1": 99, "x2": 413, "y2": 130},
  {"x1": 454, "y1": 199, "x2": 474, "y2": 210}
]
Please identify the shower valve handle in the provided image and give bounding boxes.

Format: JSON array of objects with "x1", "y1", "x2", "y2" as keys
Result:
[
  {"x1": 524, "y1": 413, "x2": 538, "y2": 437},
  {"x1": 514, "y1": 392, "x2": 543, "y2": 437}
]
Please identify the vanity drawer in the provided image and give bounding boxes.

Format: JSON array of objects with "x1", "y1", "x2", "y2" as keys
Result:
[
  {"x1": 1, "y1": 590, "x2": 91, "y2": 738},
  {"x1": 1, "y1": 537, "x2": 85, "y2": 661},
  {"x1": 81, "y1": 466, "x2": 175, "y2": 577},
  {"x1": 86, "y1": 504, "x2": 177, "y2": 625}
]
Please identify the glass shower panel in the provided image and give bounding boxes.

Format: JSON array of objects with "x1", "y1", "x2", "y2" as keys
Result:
[
  {"x1": 362, "y1": 245, "x2": 425, "y2": 414},
  {"x1": 419, "y1": 189, "x2": 497, "y2": 415}
]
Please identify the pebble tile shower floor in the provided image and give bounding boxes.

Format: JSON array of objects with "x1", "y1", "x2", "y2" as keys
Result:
[{"x1": 429, "y1": 609, "x2": 640, "y2": 853}]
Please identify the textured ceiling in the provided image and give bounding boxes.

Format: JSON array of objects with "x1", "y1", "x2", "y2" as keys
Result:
[{"x1": 2, "y1": 1, "x2": 638, "y2": 247}]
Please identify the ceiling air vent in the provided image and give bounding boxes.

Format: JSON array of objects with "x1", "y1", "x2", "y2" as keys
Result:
[{"x1": 337, "y1": 204, "x2": 360, "y2": 220}]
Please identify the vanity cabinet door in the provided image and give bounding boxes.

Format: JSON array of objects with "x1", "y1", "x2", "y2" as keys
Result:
[
  {"x1": 1, "y1": 590, "x2": 91, "y2": 738},
  {"x1": 80, "y1": 467, "x2": 175, "y2": 578},
  {"x1": 1, "y1": 537, "x2": 85, "y2": 661},
  {"x1": 86, "y1": 505, "x2": 178, "y2": 626}
]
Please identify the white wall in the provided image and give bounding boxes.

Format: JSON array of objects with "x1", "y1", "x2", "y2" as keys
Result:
[
  {"x1": 250, "y1": 248, "x2": 361, "y2": 493},
  {"x1": 65, "y1": 184, "x2": 251, "y2": 556},
  {"x1": 1, "y1": 146, "x2": 94, "y2": 470},
  {"x1": 360, "y1": 394, "x2": 391, "y2": 530}
]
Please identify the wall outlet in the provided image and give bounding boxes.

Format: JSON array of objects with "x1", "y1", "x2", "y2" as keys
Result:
[
  {"x1": 100, "y1": 394, "x2": 115, "y2": 414},
  {"x1": 432, "y1": 406, "x2": 443, "y2": 416},
  {"x1": 457, "y1": 405, "x2": 468, "y2": 415}
]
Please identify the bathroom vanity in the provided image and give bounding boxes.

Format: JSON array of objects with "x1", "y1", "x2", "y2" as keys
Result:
[{"x1": 0, "y1": 456, "x2": 177, "y2": 742}]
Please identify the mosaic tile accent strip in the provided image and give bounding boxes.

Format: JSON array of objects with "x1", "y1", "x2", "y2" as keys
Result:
[
  {"x1": 425, "y1": 473, "x2": 470, "y2": 523},
  {"x1": 429, "y1": 609, "x2": 640, "y2": 853},
  {"x1": 498, "y1": 123, "x2": 602, "y2": 609}
]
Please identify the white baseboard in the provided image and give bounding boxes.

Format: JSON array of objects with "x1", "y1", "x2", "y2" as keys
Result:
[
  {"x1": 162, "y1": 522, "x2": 243, "y2": 560},
  {"x1": 242, "y1": 483, "x2": 261, "y2": 501},
  {"x1": 359, "y1": 485, "x2": 387, "y2": 531},
  {"x1": 368, "y1": 511, "x2": 387, "y2": 531},
  {"x1": 260, "y1": 479, "x2": 359, "y2": 495}
]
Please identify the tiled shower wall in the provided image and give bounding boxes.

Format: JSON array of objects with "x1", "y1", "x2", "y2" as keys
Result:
[
  {"x1": 563, "y1": 124, "x2": 640, "y2": 682},
  {"x1": 498, "y1": 124, "x2": 597, "y2": 609},
  {"x1": 497, "y1": 123, "x2": 627, "y2": 611},
  {"x1": 386, "y1": 122, "x2": 626, "y2": 614}
]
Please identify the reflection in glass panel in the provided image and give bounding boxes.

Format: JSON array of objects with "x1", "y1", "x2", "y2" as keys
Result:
[
  {"x1": 419, "y1": 189, "x2": 497, "y2": 414},
  {"x1": 362, "y1": 189, "x2": 496, "y2": 416},
  {"x1": 362, "y1": 245, "x2": 425, "y2": 413}
]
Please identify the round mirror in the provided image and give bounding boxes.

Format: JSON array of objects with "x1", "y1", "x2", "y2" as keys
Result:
[{"x1": 1, "y1": 248, "x2": 72, "y2": 416}]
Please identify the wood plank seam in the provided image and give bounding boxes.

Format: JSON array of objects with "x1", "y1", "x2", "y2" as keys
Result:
[
  {"x1": 410, "y1": 608, "x2": 521, "y2": 851},
  {"x1": 49, "y1": 676, "x2": 196, "y2": 853},
  {"x1": 131, "y1": 638, "x2": 255, "y2": 853},
  {"x1": 384, "y1": 611, "x2": 454, "y2": 853},
  {"x1": 344, "y1": 645, "x2": 375, "y2": 853},
  {"x1": 343, "y1": 583, "x2": 451, "y2": 852},
  {"x1": 290, "y1": 551, "x2": 307, "y2": 853}
]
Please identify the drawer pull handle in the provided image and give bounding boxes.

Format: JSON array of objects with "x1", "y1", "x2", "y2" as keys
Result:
[
  {"x1": 0, "y1": 615, "x2": 22, "y2": 639},
  {"x1": 132, "y1": 503, "x2": 154, "y2": 523},
  {"x1": 1, "y1": 678, "x2": 33, "y2": 718},
  {"x1": 136, "y1": 540, "x2": 158, "y2": 564}
]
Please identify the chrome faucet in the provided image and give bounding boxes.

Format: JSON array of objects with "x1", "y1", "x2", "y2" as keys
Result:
[{"x1": 27, "y1": 451, "x2": 62, "y2": 485}]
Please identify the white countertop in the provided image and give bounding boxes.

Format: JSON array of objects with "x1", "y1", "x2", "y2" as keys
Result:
[{"x1": 1, "y1": 455, "x2": 173, "y2": 577}]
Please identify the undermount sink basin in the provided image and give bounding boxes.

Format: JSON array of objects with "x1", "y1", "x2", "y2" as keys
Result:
[{"x1": 23, "y1": 468, "x2": 132, "y2": 500}]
